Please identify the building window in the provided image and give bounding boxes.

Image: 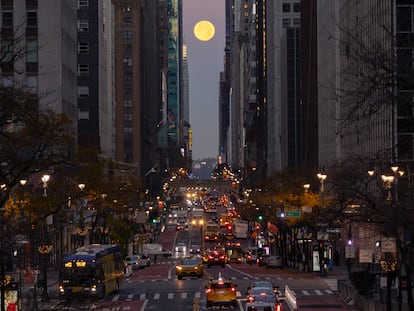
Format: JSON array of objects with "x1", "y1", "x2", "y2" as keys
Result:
[
  {"x1": 123, "y1": 4, "x2": 131, "y2": 12},
  {"x1": 26, "y1": 40, "x2": 38, "y2": 63},
  {"x1": 283, "y1": 18, "x2": 290, "y2": 28},
  {"x1": 78, "y1": 108, "x2": 90, "y2": 120},
  {"x1": 124, "y1": 113, "x2": 132, "y2": 121},
  {"x1": 26, "y1": 11, "x2": 37, "y2": 27},
  {"x1": 123, "y1": 58, "x2": 132, "y2": 67},
  {"x1": 397, "y1": 6, "x2": 413, "y2": 32},
  {"x1": 123, "y1": 99, "x2": 132, "y2": 107},
  {"x1": 124, "y1": 44, "x2": 132, "y2": 54},
  {"x1": 2, "y1": 12, "x2": 13, "y2": 28},
  {"x1": 78, "y1": 42, "x2": 89, "y2": 54},
  {"x1": 282, "y1": 3, "x2": 290, "y2": 12},
  {"x1": 124, "y1": 127, "x2": 133, "y2": 134},
  {"x1": 123, "y1": 16, "x2": 132, "y2": 26},
  {"x1": 78, "y1": 19, "x2": 89, "y2": 32},
  {"x1": 124, "y1": 71, "x2": 132, "y2": 81},
  {"x1": 293, "y1": 3, "x2": 300, "y2": 12},
  {"x1": 78, "y1": 64, "x2": 89, "y2": 76},
  {"x1": 293, "y1": 18, "x2": 301, "y2": 26},
  {"x1": 123, "y1": 87, "x2": 132, "y2": 96},
  {"x1": 78, "y1": 0, "x2": 88, "y2": 9},
  {"x1": 123, "y1": 31, "x2": 132, "y2": 39},
  {"x1": 78, "y1": 86, "x2": 89, "y2": 98}
]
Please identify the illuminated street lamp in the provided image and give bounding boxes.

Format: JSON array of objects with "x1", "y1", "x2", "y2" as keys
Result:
[
  {"x1": 41, "y1": 174, "x2": 50, "y2": 197},
  {"x1": 317, "y1": 173, "x2": 327, "y2": 208}
]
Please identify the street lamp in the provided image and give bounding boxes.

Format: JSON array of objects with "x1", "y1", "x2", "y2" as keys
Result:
[
  {"x1": 41, "y1": 174, "x2": 50, "y2": 197},
  {"x1": 317, "y1": 173, "x2": 327, "y2": 208}
]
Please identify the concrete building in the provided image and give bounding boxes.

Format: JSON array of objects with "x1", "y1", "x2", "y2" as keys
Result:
[{"x1": 77, "y1": 0, "x2": 115, "y2": 159}]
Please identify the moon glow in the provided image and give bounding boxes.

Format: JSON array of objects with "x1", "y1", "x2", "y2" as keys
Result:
[{"x1": 193, "y1": 20, "x2": 215, "y2": 41}]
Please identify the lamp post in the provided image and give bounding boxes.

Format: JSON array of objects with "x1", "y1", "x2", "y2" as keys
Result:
[
  {"x1": 41, "y1": 174, "x2": 50, "y2": 197},
  {"x1": 316, "y1": 173, "x2": 327, "y2": 276},
  {"x1": 368, "y1": 166, "x2": 404, "y2": 311}
]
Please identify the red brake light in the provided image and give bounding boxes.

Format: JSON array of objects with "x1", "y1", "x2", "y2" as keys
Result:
[
  {"x1": 247, "y1": 296, "x2": 255, "y2": 302},
  {"x1": 276, "y1": 303, "x2": 282, "y2": 311},
  {"x1": 206, "y1": 288, "x2": 212, "y2": 293},
  {"x1": 231, "y1": 287, "x2": 236, "y2": 292},
  {"x1": 260, "y1": 292, "x2": 267, "y2": 297}
]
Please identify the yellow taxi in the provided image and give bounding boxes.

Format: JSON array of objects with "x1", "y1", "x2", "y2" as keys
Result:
[
  {"x1": 175, "y1": 257, "x2": 204, "y2": 279},
  {"x1": 205, "y1": 273, "x2": 238, "y2": 308}
]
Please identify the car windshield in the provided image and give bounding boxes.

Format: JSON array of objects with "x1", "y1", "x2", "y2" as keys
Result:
[
  {"x1": 181, "y1": 259, "x2": 198, "y2": 265},
  {"x1": 251, "y1": 287, "x2": 276, "y2": 296},
  {"x1": 125, "y1": 256, "x2": 138, "y2": 262},
  {"x1": 251, "y1": 281, "x2": 274, "y2": 288}
]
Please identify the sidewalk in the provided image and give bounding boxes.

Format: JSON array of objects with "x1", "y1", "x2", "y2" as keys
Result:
[{"x1": 20, "y1": 267, "x2": 60, "y2": 310}]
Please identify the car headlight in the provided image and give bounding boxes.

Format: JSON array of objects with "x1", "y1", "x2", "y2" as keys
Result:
[
  {"x1": 59, "y1": 285, "x2": 65, "y2": 293},
  {"x1": 91, "y1": 285, "x2": 97, "y2": 292},
  {"x1": 176, "y1": 266, "x2": 182, "y2": 271}
]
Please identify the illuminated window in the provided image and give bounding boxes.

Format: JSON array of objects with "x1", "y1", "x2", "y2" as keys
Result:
[{"x1": 78, "y1": 0, "x2": 88, "y2": 9}]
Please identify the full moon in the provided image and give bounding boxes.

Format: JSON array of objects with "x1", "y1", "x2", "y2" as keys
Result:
[{"x1": 194, "y1": 20, "x2": 215, "y2": 42}]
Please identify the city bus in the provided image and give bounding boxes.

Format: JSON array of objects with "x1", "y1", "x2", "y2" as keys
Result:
[{"x1": 59, "y1": 244, "x2": 124, "y2": 300}]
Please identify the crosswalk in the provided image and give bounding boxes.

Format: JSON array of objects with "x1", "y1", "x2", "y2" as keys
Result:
[{"x1": 108, "y1": 288, "x2": 334, "y2": 303}]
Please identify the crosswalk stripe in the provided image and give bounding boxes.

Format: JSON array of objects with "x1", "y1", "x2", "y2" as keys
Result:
[
  {"x1": 315, "y1": 290, "x2": 323, "y2": 295},
  {"x1": 112, "y1": 295, "x2": 119, "y2": 301},
  {"x1": 302, "y1": 290, "x2": 310, "y2": 296},
  {"x1": 195, "y1": 292, "x2": 201, "y2": 298},
  {"x1": 139, "y1": 293, "x2": 146, "y2": 300},
  {"x1": 325, "y1": 289, "x2": 334, "y2": 294},
  {"x1": 154, "y1": 293, "x2": 160, "y2": 300},
  {"x1": 181, "y1": 292, "x2": 187, "y2": 299},
  {"x1": 126, "y1": 294, "x2": 133, "y2": 301},
  {"x1": 168, "y1": 293, "x2": 174, "y2": 299}
]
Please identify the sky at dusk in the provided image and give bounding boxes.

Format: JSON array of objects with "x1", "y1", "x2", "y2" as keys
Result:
[{"x1": 183, "y1": 1, "x2": 225, "y2": 160}]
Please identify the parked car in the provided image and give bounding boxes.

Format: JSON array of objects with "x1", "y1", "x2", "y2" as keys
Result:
[
  {"x1": 138, "y1": 254, "x2": 151, "y2": 268},
  {"x1": 124, "y1": 255, "x2": 141, "y2": 270},
  {"x1": 265, "y1": 255, "x2": 283, "y2": 269}
]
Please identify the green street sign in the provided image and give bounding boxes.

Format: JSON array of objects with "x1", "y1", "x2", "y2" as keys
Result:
[{"x1": 277, "y1": 211, "x2": 301, "y2": 217}]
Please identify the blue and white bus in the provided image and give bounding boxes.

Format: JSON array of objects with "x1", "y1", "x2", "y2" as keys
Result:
[{"x1": 59, "y1": 244, "x2": 124, "y2": 300}]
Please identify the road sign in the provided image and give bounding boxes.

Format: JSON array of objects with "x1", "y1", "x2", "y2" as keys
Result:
[{"x1": 276, "y1": 211, "x2": 301, "y2": 217}]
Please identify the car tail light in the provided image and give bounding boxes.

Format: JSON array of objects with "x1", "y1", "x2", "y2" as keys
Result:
[
  {"x1": 260, "y1": 292, "x2": 267, "y2": 297},
  {"x1": 206, "y1": 288, "x2": 212, "y2": 294},
  {"x1": 231, "y1": 287, "x2": 236, "y2": 292},
  {"x1": 247, "y1": 295, "x2": 255, "y2": 302},
  {"x1": 276, "y1": 303, "x2": 282, "y2": 311}
]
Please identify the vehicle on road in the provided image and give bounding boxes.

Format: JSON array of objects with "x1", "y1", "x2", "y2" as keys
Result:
[
  {"x1": 59, "y1": 244, "x2": 123, "y2": 299},
  {"x1": 189, "y1": 244, "x2": 201, "y2": 255},
  {"x1": 265, "y1": 255, "x2": 283, "y2": 269},
  {"x1": 138, "y1": 254, "x2": 151, "y2": 268},
  {"x1": 207, "y1": 249, "x2": 226, "y2": 268},
  {"x1": 175, "y1": 257, "x2": 204, "y2": 279},
  {"x1": 142, "y1": 243, "x2": 172, "y2": 257},
  {"x1": 205, "y1": 273, "x2": 237, "y2": 308},
  {"x1": 175, "y1": 242, "x2": 187, "y2": 257},
  {"x1": 245, "y1": 301, "x2": 282, "y2": 311},
  {"x1": 233, "y1": 219, "x2": 249, "y2": 239},
  {"x1": 124, "y1": 255, "x2": 141, "y2": 270},
  {"x1": 247, "y1": 280, "x2": 284, "y2": 302},
  {"x1": 246, "y1": 286, "x2": 281, "y2": 305},
  {"x1": 225, "y1": 242, "x2": 243, "y2": 263}
]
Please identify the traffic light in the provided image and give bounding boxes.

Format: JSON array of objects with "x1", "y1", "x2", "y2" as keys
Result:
[{"x1": 258, "y1": 215, "x2": 263, "y2": 221}]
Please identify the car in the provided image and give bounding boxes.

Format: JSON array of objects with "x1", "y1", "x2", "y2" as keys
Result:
[
  {"x1": 246, "y1": 287, "x2": 281, "y2": 305},
  {"x1": 201, "y1": 251, "x2": 209, "y2": 264},
  {"x1": 175, "y1": 257, "x2": 204, "y2": 279},
  {"x1": 124, "y1": 255, "x2": 141, "y2": 270},
  {"x1": 245, "y1": 301, "x2": 282, "y2": 311},
  {"x1": 265, "y1": 255, "x2": 283, "y2": 269},
  {"x1": 247, "y1": 280, "x2": 283, "y2": 299},
  {"x1": 205, "y1": 273, "x2": 237, "y2": 308},
  {"x1": 175, "y1": 242, "x2": 187, "y2": 257},
  {"x1": 257, "y1": 254, "x2": 270, "y2": 267},
  {"x1": 138, "y1": 254, "x2": 151, "y2": 268},
  {"x1": 189, "y1": 244, "x2": 201, "y2": 255},
  {"x1": 207, "y1": 250, "x2": 226, "y2": 268}
]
